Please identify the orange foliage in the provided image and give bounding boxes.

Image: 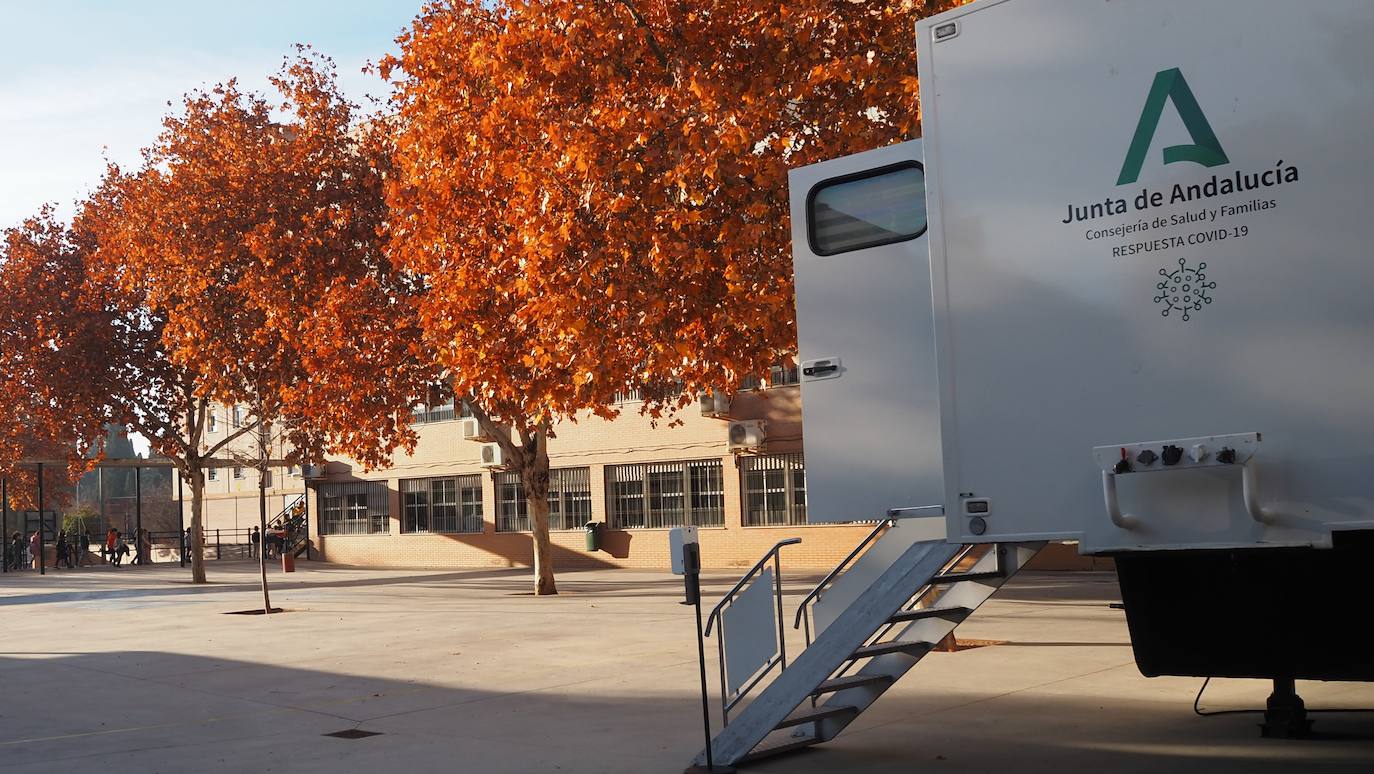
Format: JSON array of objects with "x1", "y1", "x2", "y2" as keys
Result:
[
  {"x1": 382, "y1": 0, "x2": 962, "y2": 593},
  {"x1": 383, "y1": 0, "x2": 962, "y2": 427},
  {"x1": 0, "y1": 210, "x2": 107, "y2": 494},
  {"x1": 95, "y1": 50, "x2": 435, "y2": 471}
]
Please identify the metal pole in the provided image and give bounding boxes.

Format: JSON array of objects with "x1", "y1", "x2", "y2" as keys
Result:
[
  {"x1": 2, "y1": 477, "x2": 8, "y2": 573},
  {"x1": 773, "y1": 554, "x2": 787, "y2": 671},
  {"x1": 215, "y1": 529, "x2": 220, "y2": 560},
  {"x1": 135, "y1": 466, "x2": 143, "y2": 565},
  {"x1": 682, "y1": 541, "x2": 729, "y2": 774},
  {"x1": 694, "y1": 599, "x2": 717, "y2": 773},
  {"x1": 178, "y1": 474, "x2": 186, "y2": 568},
  {"x1": 37, "y1": 462, "x2": 45, "y2": 575},
  {"x1": 303, "y1": 483, "x2": 311, "y2": 560}
]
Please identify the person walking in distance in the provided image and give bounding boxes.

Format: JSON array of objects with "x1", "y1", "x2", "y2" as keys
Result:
[
  {"x1": 78, "y1": 530, "x2": 91, "y2": 567},
  {"x1": 249, "y1": 526, "x2": 260, "y2": 559},
  {"x1": 29, "y1": 530, "x2": 41, "y2": 570},
  {"x1": 55, "y1": 530, "x2": 71, "y2": 569},
  {"x1": 6, "y1": 532, "x2": 22, "y2": 570}
]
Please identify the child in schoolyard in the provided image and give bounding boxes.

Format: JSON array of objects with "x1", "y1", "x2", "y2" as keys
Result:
[
  {"x1": 55, "y1": 530, "x2": 71, "y2": 569},
  {"x1": 111, "y1": 530, "x2": 128, "y2": 567},
  {"x1": 5, "y1": 532, "x2": 22, "y2": 570}
]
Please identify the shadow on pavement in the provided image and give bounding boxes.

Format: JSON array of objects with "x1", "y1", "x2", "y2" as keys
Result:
[{"x1": 1, "y1": 650, "x2": 1371, "y2": 774}]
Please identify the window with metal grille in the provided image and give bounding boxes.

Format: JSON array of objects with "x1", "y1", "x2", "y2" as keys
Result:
[
  {"x1": 318, "y1": 481, "x2": 390, "y2": 535},
  {"x1": 400, "y1": 475, "x2": 483, "y2": 533},
  {"x1": 495, "y1": 468, "x2": 591, "y2": 532},
  {"x1": 740, "y1": 453, "x2": 807, "y2": 526},
  {"x1": 613, "y1": 381, "x2": 686, "y2": 404},
  {"x1": 607, "y1": 460, "x2": 725, "y2": 529},
  {"x1": 411, "y1": 390, "x2": 475, "y2": 425},
  {"x1": 740, "y1": 359, "x2": 801, "y2": 391}
]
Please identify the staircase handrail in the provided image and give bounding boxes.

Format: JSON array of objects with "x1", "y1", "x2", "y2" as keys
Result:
[
  {"x1": 704, "y1": 537, "x2": 802, "y2": 637},
  {"x1": 702, "y1": 537, "x2": 801, "y2": 725},
  {"x1": 267, "y1": 493, "x2": 306, "y2": 531},
  {"x1": 793, "y1": 519, "x2": 895, "y2": 631}
]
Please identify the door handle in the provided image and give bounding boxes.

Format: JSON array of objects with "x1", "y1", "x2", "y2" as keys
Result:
[{"x1": 800, "y1": 357, "x2": 842, "y2": 380}]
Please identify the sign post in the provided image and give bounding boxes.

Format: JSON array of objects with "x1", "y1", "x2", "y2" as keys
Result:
[{"x1": 675, "y1": 527, "x2": 734, "y2": 774}]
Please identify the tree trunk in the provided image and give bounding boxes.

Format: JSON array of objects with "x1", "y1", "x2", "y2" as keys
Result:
[
  {"x1": 523, "y1": 426, "x2": 556, "y2": 596},
  {"x1": 189, "y1": 466, "x2": 207, "y2": 584},
  {"x1": 258, "y1": 465, "x2": 272, "y2": 613}
]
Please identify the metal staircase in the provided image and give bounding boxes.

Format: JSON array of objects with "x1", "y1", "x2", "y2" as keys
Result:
[
  {"x1": 267, "y1": 494, "x2": 311, "y2": 559},
  {"x1": 691, "y1": 523, "x2": 1043, "y2": 768}
]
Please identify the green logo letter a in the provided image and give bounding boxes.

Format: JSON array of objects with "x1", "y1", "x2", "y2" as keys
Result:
[{"x1": 1117, "y1": 68, "x2": 1230, "y2": 185}]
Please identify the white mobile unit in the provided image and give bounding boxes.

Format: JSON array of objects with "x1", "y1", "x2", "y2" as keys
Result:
[
  {"x1": 789, "y1": 141, "x2": 945, "y2": 524},
  {"x1": 917, "y1": 0, "x2": 1374, "y2": 552}
]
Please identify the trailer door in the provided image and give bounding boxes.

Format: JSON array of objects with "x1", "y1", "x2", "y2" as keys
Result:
[{"x1": 788, "y1": 141, "x2": 944, "y2": 524}]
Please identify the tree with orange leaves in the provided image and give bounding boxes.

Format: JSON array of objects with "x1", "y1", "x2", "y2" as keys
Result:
[
  {"x1": 88, "y1": 50, "x2": 436, "y2": 586},
  {"x1": 0, "y1": 211, "x2": 106, "y2": 517},
  {"x1": 1, "y1": 51, "x2": 434, "y2": 585},
  {"x1": 382, "y1": 0, "x2": 961, "y2": 594}
]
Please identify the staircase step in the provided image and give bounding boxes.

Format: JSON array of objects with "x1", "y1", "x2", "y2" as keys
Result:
[
  {"x1": 849, "y1": 640, "x2": 935, "y2": 660},
  {"x1": 888, "y1": 605, "x2": 972, "y2": 623},
  {"x1": 738, "y1": 734, "x2": 821, "y2": 764},
  {"x1": 931, "y1": 570, "x2": 1002, "y2": 584},
  {"x1": 774, "y1": 705, "x2": 858, "y2": 730},
  {"x1": 812, "y1": 674, "x2": 894, "y2": 696}
]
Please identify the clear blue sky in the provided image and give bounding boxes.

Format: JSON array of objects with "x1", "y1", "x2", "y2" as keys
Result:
[{"x1": 0, "y1": 0, "x2": 423, "y2": 227}]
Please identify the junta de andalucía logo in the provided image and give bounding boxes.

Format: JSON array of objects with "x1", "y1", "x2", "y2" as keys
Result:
[{"x1": 1117, "y1": 68, "x2": 1229, "y2": 186}]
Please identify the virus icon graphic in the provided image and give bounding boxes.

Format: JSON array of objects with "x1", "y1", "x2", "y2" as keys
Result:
[{"x1": 1154, "y1": 257, "x2": 1216, "y2": 321}]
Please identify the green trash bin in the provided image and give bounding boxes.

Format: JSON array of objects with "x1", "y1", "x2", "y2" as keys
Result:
[{"x1": 584, "y1": 521, "x2": 602, "y2": 552}]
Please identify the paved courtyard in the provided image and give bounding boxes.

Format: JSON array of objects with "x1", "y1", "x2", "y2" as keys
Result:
[{"x1": 1, "y1": 561, "x2": 1371, "y2": 773}]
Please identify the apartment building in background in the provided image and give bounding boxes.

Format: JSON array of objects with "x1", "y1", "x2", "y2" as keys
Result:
[{"x1": 194, "y1": 373, "x2": 1093, "y2": 571}]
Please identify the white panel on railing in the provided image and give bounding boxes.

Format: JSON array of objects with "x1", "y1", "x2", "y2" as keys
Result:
[{"x1": 722, "y1": 567, "x2": 778, "y2": 696}]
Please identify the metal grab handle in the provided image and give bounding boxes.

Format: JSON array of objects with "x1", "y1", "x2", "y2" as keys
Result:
[
  {"x1": 1101, "y1": 471, "x2": 1141, "y2": 530},
  {"x1": 802, "y1": 364, "x2": 838, "y2": 376},
  {"x1": 1242, "y1": 461, "x2": 1279, "y2": 524},
  {"x1": 1103, "y1": 459, "x2": 1281, "y2": 530}
]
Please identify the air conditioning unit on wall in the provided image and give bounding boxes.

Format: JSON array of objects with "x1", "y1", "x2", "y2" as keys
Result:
[
  {"x1": 480, "y1": 443, "x2": 506, "y2": 468},
  {"x1": 728, "y1": 420, "x2": 766, "y2": 452},
  {"x1": 461, "y1": 417, "x2": 495, "y2": 442},
  {"x1": 699, "y1": 390, "x2": 732, "y2": 419}
]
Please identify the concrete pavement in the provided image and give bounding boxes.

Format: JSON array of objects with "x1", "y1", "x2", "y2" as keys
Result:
[{"x1": 1, "y1": 560, "x2": 1370, "y2": 772}]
